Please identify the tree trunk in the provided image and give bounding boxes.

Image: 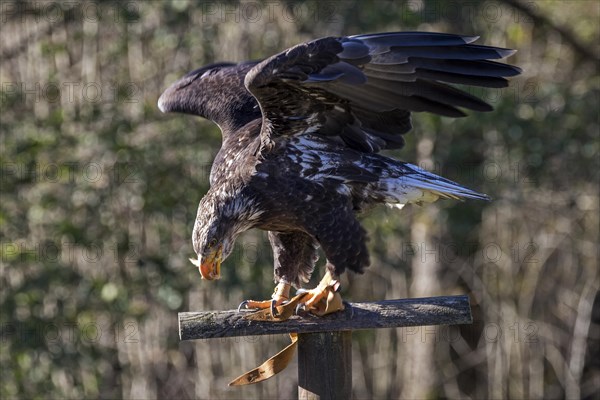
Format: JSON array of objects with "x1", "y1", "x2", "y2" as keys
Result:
[{"x1": 401, "y1": 137, "x2": 440, "y2": 399}]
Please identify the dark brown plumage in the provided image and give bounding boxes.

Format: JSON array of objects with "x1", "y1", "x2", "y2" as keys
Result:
[{"x1": 158, "y1": 32, "x2": 520, "y2": 298}]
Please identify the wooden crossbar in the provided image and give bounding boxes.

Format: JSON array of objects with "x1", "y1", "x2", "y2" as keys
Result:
[{"x1": 179, "y1": 295, "x2": 472, "y2": 340}]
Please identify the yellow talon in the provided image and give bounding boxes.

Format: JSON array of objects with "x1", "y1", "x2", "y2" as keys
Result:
[
  {"x1": 238, "y1": 281, "x2": 291, "y2": 311},
  {"x1": 302, "y1": 270, "x2": 339, "y2": 308}
]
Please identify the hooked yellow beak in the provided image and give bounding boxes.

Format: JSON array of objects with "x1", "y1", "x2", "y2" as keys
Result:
[{"x1": 189, "y1": 246, "x2": 222, "y2": 280}]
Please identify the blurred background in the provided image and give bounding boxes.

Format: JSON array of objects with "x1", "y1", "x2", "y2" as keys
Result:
[{"x1": 1, "y1": 1, "x2": 598, "y2": 399}]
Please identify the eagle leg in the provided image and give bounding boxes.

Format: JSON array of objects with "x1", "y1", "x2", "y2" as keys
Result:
[
  {"x1": 237, "y1": 280, "x2": 292, "y2": 315},
  {"x1": 295, "y1": 270, "x2": 345, "y2": 316}
]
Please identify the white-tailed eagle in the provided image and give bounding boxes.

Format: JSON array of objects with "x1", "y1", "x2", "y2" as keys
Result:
[{"x1": 158, "y1": 32, "x2": 520, "y2": 315}]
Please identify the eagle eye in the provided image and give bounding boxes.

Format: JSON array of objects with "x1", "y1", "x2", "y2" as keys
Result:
[{"x1": 207, "y1": 238, "x2": 218, "y2": 248}]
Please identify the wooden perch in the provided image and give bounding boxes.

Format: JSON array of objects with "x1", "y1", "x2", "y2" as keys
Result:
[
  {"x1": 179, "y1": 295, "x2": 472, "y2": 399},
  {"x1": 179, "y1": 295, "x2": 472, "y2": 340}
]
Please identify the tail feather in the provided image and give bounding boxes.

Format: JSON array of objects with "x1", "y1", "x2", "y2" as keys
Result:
[{"x1": 382, "y1": 163, "x2": 490, "y2": 206}]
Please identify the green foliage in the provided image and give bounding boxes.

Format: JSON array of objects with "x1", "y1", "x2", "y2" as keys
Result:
[{"x1": 1, "y1": 1, "x2": 598, "y2": 399}]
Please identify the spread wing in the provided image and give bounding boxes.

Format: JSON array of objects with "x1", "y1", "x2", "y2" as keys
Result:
[{"x1": 244, "y1": 32, "x2": 521, "y2": 153}]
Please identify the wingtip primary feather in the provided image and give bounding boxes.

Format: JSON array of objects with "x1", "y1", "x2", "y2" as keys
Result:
[
  {"x1": 157, "y1": 93, "x2": 169, "y2": 113},
  {"x1": 497, "y1": 48, "x2": 517, "y2": 58}
]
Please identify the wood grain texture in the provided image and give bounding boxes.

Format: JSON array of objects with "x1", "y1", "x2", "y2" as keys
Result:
[
  {"x1": 179, "y1": 295, "x2": 472, "y2": 340},
  {"x1": 298, "y1": 331, "x2": 352, "y2": 400}
]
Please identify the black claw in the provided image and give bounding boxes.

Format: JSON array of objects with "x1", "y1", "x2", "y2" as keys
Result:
[
  {"x1": 295, "y1": 302, "x2": 306, "y2": 315},
  {"x1": 237, "y1": 300, "x2": 250, "y2": 312},
  {"x1": 270, "y1": 299, "x2": 278, "y2": 317}
]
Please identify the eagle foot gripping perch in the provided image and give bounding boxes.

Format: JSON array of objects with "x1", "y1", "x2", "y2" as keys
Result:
[
  {"x1": 229, "y1": 273, "x2": 347, "y2": 385},
  {"x1": 237, "y1": 271, "x2": 345, "y2": 320}
]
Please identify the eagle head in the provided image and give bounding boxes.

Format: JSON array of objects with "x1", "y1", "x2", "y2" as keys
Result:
[{"x1": 189, "y1": 188, "x2": 260, "y2": 280}]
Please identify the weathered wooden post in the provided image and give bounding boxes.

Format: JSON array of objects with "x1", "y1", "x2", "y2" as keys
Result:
[
  {"x1": 297, "y1": 331, "x2": 352, "y2": 399},
  {"x1": 179, "y1": 295, "x2": 472, "y2": 399}
]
